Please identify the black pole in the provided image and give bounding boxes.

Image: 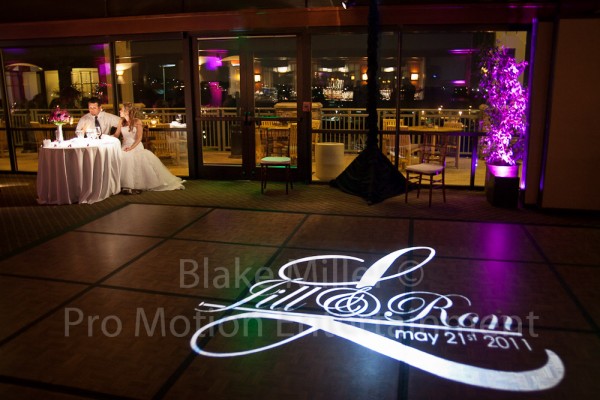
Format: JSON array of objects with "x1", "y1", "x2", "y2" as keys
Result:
[
  {"x1": 330, "y1": 0, "x2": 406, "y2": 204},
  {"x1": 366, "y1": 0, "x2": 379, "y2": 149}
]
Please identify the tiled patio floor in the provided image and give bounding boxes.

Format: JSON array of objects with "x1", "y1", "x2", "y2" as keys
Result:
[{"x1": 1, "y1": 197, "x2": 599, "y2": 399}]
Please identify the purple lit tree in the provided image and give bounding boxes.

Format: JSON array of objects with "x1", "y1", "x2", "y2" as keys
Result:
[{"x1": 479, "y1": 46, "x2": 528, "y2": 166}]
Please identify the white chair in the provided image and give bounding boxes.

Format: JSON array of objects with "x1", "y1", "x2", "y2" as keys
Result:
[
  {"x1": 405, "y1": 134, "x2": 448, "y2": 207},
  {"x1": 259, "y1": 124, "x2": 293, "y2": 194}
]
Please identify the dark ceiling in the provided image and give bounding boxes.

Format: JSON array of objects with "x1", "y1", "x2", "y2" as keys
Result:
[{"x1": 1, "y1": 1, "x2": 597, "y2": 24}]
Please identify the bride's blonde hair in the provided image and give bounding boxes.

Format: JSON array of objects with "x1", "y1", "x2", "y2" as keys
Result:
[{"x1": 121, "y1": 103, "x2": 139, "y2": 127}]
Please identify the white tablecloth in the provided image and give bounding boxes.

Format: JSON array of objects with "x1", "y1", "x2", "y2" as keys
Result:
[{"x1": 37, "y1": 137, "x2": 122, "y2": 205}]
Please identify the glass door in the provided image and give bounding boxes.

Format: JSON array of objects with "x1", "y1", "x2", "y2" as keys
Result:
[{"x1": 196, "y1": 36, "x2": 298, "y2": 179}]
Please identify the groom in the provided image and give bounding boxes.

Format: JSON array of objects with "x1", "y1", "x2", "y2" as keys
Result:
[{"x1": 76, "y1": 97, "x2": 121, "y2": 137}]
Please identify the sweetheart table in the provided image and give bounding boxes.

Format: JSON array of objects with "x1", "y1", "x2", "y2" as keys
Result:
[{"x1": 37, "y1": 136, "x2": 122, "y2": 205}]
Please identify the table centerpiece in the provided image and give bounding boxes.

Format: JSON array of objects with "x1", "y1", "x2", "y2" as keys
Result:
[{"x1": 48, "y1": 106, "x2": 71, "y2": 142}]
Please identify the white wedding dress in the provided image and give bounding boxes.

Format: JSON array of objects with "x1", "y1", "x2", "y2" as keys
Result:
[{"x1": 120, "y1": 126, "x2": 185, "y2": 191}]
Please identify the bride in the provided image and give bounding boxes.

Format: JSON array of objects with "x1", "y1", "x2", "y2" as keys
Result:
[{"x1": 113, "y1": 103, "x2": 185, "y2": 193}]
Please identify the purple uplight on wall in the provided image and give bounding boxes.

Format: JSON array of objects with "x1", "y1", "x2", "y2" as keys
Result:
[
  {"x1": 97, "y1": 62, "x2": 111, "y2": 76},
  {"x1": 205, "y1": 56, "x2": 223, "y2": 71},
  {"x1": 478, "y1": 46, "x2": 528, "y2": 167}
]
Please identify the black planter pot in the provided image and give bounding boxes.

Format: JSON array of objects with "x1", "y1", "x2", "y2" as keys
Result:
[{"x1": 485, "y1": 164, "x2": 519, "y2": 208}]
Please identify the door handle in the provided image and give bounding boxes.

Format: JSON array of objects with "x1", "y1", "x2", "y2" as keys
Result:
[{"x1": 244, "y1": 111, "x2": 252, "y2": 126}]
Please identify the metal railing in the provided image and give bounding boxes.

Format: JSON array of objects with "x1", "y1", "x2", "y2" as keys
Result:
[{"x1": 4, "y1": 107, "x2": 482, "y2": 155}]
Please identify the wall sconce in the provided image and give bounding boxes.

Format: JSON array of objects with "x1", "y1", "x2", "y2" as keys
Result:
[
  {"x1": 361, "y1": 73, "x2": 368, "y2": 81},
  {"x1": 254, "y1": 74, "x2": 261, "y2": 82},
  {"x1": 222, "y1": 56, "x2": 240, "y2": 67},
  {"x1": 410, "y1": 73, "x2": 419, "y2": 81}
]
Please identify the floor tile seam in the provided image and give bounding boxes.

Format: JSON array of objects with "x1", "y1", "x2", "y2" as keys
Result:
[
  {"x1": 72, "y1": 229, "x2": 178, "y2": 239},
  {"x1": 65, "y1": 208, "x2": 221, "y2": 282},
  {"x1": 523, "y1": 221, "x2": 600, "y2": 229},
  {"x1": 3, "y1": 202, "x2": 598, "y2": 263},
  {"x1": 186, "y1": 207, "x2": 600, "y2": 229},
  {"x1": 0, "y1": 374, "x2": 137, "y2": 400},
  {"x1": 397, "y1": 219, "x2": 415, "y2": 400},
  {"x1": 103, "y1": 201, "x2": 600, "y2": 228},
  {"x1": 0, "y1": 282, "x2": 98, "y2": 348},
  {"x1": 74, "y1": 205, "x2": 215, "y2": 239},
  {"x1": 96, "y1": 283, "x2": 233, "y2": 302},
  {"x1": 5, "y1": 201, "x2": 600, "y2": 230},
  {"x1": 279, "y1": 245, "x2": 552, "y2": 266},
  {"x1": 550, "y1": 262, "x2": 600, "y2": 269},
  {"x1": 154, "y1": 207, "x2": 215, "y2": 238},
  {"x1": 431, "y1": 254, "x2": 550, "y2": 264},
  {"x1": 92, "y1": 236, "x2": 176, "y2": 287},
  {"x1": 238, "y1": 214, "x2": 311, "y2": 283},
  {"x1": 167, "y1": 236, "x2": 283, "y2": 250},
  {"x1": 0, "y1": 271, "x2": 92, "y2": 287},
  {"x1": 121, "y1": 200, "x2": 214, "y2": 211},
  {"x1": 151, "y1": 351, "x2": 197, "y2": 400},
  {"x1": 0, "y1": 202, "x2": 130, "y2": 262},
  {"x1": 150, "y1": 212, "x2": 315, "y2": 393},
  {"x1": 522, "y1": 324, "x2": 598, "y2": 335},
  {"x1": 194, "y1": 204, "x2": 313, "y2": 217},
  {"x1": 169, "y1": 213, "x2": 313, "y2": 256},
  {"x1": 0, "y1": 202, "x2": 211, "y2": 257},
  {"x1": 281, "y1": 244, "x2": 397, "y2": 257},
  {"x1": 521, "y1": 225, "x2": 600, "y2": 335}
]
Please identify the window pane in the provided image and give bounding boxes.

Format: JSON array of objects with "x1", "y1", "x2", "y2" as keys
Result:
[
  {"x1": 2, "y1": 43, "x2": 113, "y2": 172},
  {"x1": 115, "y1": 40, "x2": 188, "y2": 176},
  {"x1": 312, "y1": 30, "x2": 528, "y2": 187},
  {"x1": 401, "y1": 31, "x2": 527, "y2": 187}
]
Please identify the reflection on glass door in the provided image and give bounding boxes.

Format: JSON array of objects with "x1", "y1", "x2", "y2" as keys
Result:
[
  {"x1": 198, "y1": 38, "x2": 243, "y2": 169},
  {"x1": 2, "y1": 43, "x2": 113, "y2": 172},
  {"x1": 197, "y1": 36, "x2": 297, "y2": 178},
  {"x1": 115, "y1": 39, "x2": 187, "y2": 177},
  {"x1": 251, "y1": 36, "x2": 298, "y2": 173}
]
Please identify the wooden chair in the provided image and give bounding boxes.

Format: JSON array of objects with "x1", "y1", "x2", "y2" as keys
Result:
[
  {"x1": 405, "y1": 133, "x2": 448, "y2": 207},
  {"x1": 382, "y1": 118, "x2": 416, "y2": 168},
  {"x1": 259, "y1": 125, "x2": 293, "y2": 194},
  {"x1": 0, "y1": 130, "x2": 8, "y2": 157},
  {"x1": 147, "y1": 124, "x2": 176, "y2": 160},
  {"x1": 255, "y1": 120, "x2": 281, "y2": 163},
  {"x1": 30, "y1": 121, "x2": 49, "y2": 153},
  {"x1": 166, "y1": 130, "x2": 188, "y2": 165},
  {"x1": 443, "y1": 120, "x2": 462, "y2": 168},
  {"x1": 311, "y1": 119, "x2": 321, "y2": 160},
  {"x1": 141, "y1": 124, "x2": 152, "y2": 150}
]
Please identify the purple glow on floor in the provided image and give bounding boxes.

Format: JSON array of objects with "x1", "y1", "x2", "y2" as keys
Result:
[{"x1": 481, "y1": 223, "x2": 518, "y2": 260}]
